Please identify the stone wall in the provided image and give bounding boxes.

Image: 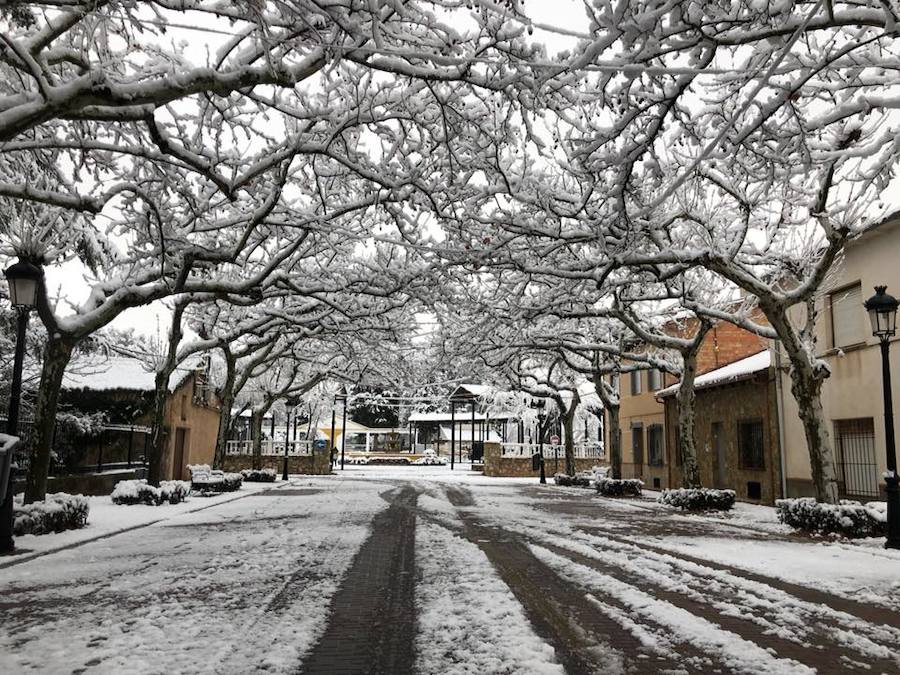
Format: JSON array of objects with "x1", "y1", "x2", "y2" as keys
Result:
[
  {"x1": 483, "y1": 443, "x2": 604, "y2": 478},
  {"x1": 664, "y1": 373, "x2": 782, "y2": 505},
  {"x1": 222, "y1": 452, "x2": 332, "y2": 475}
]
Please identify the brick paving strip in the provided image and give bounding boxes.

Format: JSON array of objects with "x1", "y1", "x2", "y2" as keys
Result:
[
  {"x1": 441, "y1": 486, "x2": 716, "y2": 674},
  {"x1": 298, "y1": 485, "x2": 418, "y2": 675}
]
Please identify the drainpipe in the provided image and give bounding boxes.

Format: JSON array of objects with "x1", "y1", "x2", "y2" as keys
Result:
[{"x1": 774, "y1": 341, "x2": 789, "y2": 499}]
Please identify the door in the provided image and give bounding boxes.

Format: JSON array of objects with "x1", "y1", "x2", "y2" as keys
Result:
[
  {"x1": 173, "y1": 427, "x2": 188, "y2": 481},
  {"x1": 631, "y1": 423, "x2": 644, "y2": 476},
  {"x1": 712, "y1": 422, "x2": 726, "y2": 488}
]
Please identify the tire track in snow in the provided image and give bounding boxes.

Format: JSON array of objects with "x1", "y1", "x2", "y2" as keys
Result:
[{"x1": 441, "y1": 485, "x2": 717, "y2": 674}]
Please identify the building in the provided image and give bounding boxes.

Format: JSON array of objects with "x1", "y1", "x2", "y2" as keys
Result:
[
  {"x1": 60, "y1": 355, "x2": 222, "y2": 480},
  {"x1": 609, "y1": 318, "x2": 770, "y2": 487},
  {"x1": 658, "y1": 350, "x2": 782, "y2": 502},
  {"x1": 778, "y1": 213, "x2": 900, "y2": 499}
]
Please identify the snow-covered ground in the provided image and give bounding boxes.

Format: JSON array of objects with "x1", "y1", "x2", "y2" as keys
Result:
[
  {"x1": 3, "y1": 466, "x2": 900, "y2": 674},
  {"x1": 6, "y1": 479, "x2": 280, "y2": 563}
]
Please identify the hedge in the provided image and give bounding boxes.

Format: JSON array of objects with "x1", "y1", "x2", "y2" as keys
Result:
[
  {"x1": 776, "y1": 498, "x2": 886, "y2": 538},
  {"x1": 596, "y1": 478, "x2": 643, "y2": 497},
  {"x1": 658, "y1": 488, "x2": 736, "y2": 511},
  {"x1": 553, "y1": 474, "x2": 591, "y2": 487},
  {"x1": 13, "y1": 493, "x2": 90, "y2": 536},
  {"x1": 111, "y1": 479, "x2": 191, "y2": 505},
  {"x1": 241, "y1": 468, "x2": 277, "y2": 482}
]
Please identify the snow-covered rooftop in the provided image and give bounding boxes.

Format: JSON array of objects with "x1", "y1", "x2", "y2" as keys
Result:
[
  {"x1": 408, "y1": 411, "x2": 516, "y2": 422},
  {"x1": 61, "y1": 355, "x2": 201, "y2": 393},
  {"x1": 657, "y1": 350, "x2": 771, "y2": 398}
]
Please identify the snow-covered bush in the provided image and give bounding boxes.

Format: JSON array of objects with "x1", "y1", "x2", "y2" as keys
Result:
[
  {"x1": 365, "y1": 456, "x2": 410, "y2": 465},
  {"x1": 411, "y1": 455, "x2": 447, "y2": 465},
  {"x1": 14, "y1": 493, "x2": 90, "y2": 535},
  {"x1": 776, "y1": 498, "x2": 886, "y2": 538},
  {"x1": 241, "y1": 468, "x2": 277, "y2": 482},
  {"x1": 111, "y1": 479, "x2": 191, "y2": 505},
  {"x1": 159, "y1": 481, "x2": 191, "y2": 504},
  {"x1": 658, "y1": 488, "x2": 735, "y2": 511},
  {"x1": 188, "y1": 465, "x2": 243, "y2": 493},
  {"x1": 596, "y1": 478, "x2": 643, "y2": 497},
  {"x1": 553, "y1": 473, "x2": 591, "y2": 487}
]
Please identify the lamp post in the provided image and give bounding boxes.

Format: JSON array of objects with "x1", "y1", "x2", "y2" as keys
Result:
[
  {"x1": 282, "y1": 397, "x2": 298, "y2": 482},
  {"x1": 335, "y1": 389, "x2": 348, "y2": 470},
  {"x1": 865, "y1": 286, "x2": 900, "y2": 549},
  {"x1": 529, "y1": 399, "x2": 547, "y2": 484},
  {"x1": 1, "y1": 258, "x2": 43, "y2": 554}
]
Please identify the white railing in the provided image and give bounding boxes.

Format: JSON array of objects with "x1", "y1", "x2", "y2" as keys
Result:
[
  {"x1": 500, "y1": 442, "x2": 605, "y2": 459},
  {"x1": 225, "y1": 440, "x2": 314, "y2": 456}
]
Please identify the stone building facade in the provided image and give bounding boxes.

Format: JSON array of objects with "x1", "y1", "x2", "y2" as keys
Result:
[
  {"x1": 660, "y1": 351, "x2": 783, "y2": 504},
  {"x1": 608, "y1": 316, "x2": 770, "y2": 489}
]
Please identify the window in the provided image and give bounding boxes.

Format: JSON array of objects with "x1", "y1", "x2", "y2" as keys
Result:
[
  {"x1": 648, "y1": 425, "x2": 664, "y2": 466},
  {"x1": 738, "y1": 418, "x2": 765, "y2": 469},
  {"x1": 834, "y1": 418, "x2": 879, "y2": 498},
  {"x1": 630, "y1": 370, "x2": 642, "y2": 395},
  {"x1": 829, "y1": 283, "x2": 866, "y2": 349},
  {"x1": 180, "y1": 395, "x2": 188, "y2": 421},
  {"x1": 631, "y1": 423, "x2": 644, "y2": 470},
  {"x1": 647, "y1": 369, "x2": 662, "y2": 391}
]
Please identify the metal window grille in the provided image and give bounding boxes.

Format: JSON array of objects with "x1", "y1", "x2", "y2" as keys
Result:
[
  {"x1": 738, "y1": 419, "x2": 765, "y2": 469},
  {"x1": 834, "y1": 418, "x2": 879, "y2": 499}
]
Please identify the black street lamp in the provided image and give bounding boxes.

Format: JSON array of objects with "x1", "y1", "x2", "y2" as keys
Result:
[
  {"x1": 2, "y1": 258, "x2": 43, "y2": 554},
  {"x1": 335, "y1": 389, "x2": 348, "y2": 471},
  {"x1": 529, "y1": 398, "x2": 547, "y2": 484},
  {"x1": 282, "y1": 397, "x2": 299, "y2": 482},
  {"x1": 865, "y1": 285, "x2": 900, "y2": 549}
]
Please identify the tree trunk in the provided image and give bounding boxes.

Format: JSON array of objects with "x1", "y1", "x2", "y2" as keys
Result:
[
  {"x1": 147, "y1": 369, "x2": 173, "y2": 486},
  {"x1": 787, "y1": 356, "x2": 839, "y2": 503},
  {"x1": 24, "y1": 335, "x2": 76, "y2": 503},
  {"x1": 251, "y1": 410, "x2": 264, "y2": 470},
  {"x1": 602, "y1": 402, "x2": 622, "y2": 479},
  {"x1": 213, "y1": 348, "x2": 238, "y2": 469},
  {"x1": 766, "y1": 304, "x2": 840, "y2": 503},
  {"x1": 563, "y1": 408, "x2": 577, "y2": 476},
  {"x1": 676, "y1": 345, "x2": 703, "y2": 489}
]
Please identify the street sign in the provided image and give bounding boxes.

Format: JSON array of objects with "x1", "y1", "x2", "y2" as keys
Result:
[
  {"x1": 313, "y1": 439, "x2": 327, "y2": 450},
  {"x1": 550, "y1": 435, "x2": 560, "y2": 445}
]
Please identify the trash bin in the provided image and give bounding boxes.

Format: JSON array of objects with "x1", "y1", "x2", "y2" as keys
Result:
[
  {"x1": 531, "y1": 452, "x2": 542, "y2": 472},
  {"x1": 0, "y1": 433, "x2": 19, "y2": 503}
]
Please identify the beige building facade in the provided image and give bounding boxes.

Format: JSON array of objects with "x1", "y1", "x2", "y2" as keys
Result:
[{"x1": 780, "y1": 215, "x2": 900, "y2": 499}]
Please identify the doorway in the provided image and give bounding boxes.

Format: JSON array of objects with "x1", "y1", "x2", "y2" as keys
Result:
[
  {"x1": 712, "y1": 422, "x2": 726, "y2": 488},
  {"x1": 631, "y1": 423, "x2": 644, "y2": 477},
  {"x1": 173, "y1": 427, "x2": 189, "y2": 481}
]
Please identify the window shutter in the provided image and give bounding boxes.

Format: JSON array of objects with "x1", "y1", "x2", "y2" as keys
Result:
[{"x1": 831, "y1": 284, "x2": 865, "y2": 348}]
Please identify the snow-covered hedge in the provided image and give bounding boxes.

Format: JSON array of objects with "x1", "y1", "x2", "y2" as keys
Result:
[
  {"x1": 13, "y1": 493, "x2": 90, "y2": 535},
  {"x1": 241, "y1": 468, "x2": 277, "y2": 482},
  {"x1": 776, "y1": 498, "x2": 886, "y2": 538},
  {"x1": 658, "y1": 488, "x2": 735, "y2": 511},
  {"x1": 111, "y1": 479, "x2": 191, "y2": 505},
  {"x1": 596, "y1": 478, "x2": 643, "y2": 497},
  {"x1": 553, "y1": 473, "x2": 591, "y2": 488},
  {"x1": 188, "y1": 465, "x2": 243, "y2": 493}
]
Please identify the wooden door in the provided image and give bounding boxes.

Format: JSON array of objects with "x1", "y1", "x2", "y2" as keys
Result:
[
  {"x1": 631, "y1": 424, "x2": 644, "y2": 476},
  {"x1": 712, "y1": 422, "x2": 726, "y2": 488},
  {"x1": 173, "y1": 427, "x2": 188, "y2": 480}
]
